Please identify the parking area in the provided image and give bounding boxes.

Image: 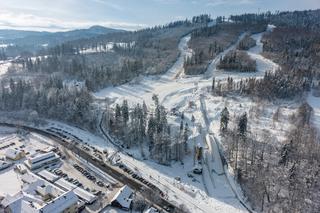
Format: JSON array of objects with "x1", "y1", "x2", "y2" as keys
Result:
[
  {"x1": 44, "y1": 126, "x2": 174, "y2": 212},
  {"x1": 52, "y1": 146, "x2": 121, "y2": 212},
  {"x1": 116, "y1": 162, "x2": 165, "y2": 198}
]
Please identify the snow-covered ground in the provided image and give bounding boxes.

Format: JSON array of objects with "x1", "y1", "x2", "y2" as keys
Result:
[
  {"x1": 94, "y1": 25, "x2": 278, "y2": 109},
  {"x1": 307, "y1": 92, "x2": 320, "y2": 132},
  {"x1": 0, "y1": 43, "x2": 13, "y2": 49},
  {"x1": 0, "y1": 25, "x2": 292, "y2": 212},
  {"x1": 206, "y1": 26, "x2": 279, "y2": 81},
  {"x1": 203, "y1": 94, "x2": 297, "y2": 144},
  {"x1": 0, "y1": 60, "x2": 11, "y2": 76},
  {"x1": 94, "y1": 34, "x2": 193, "y2": 106},
  {"x1": 49, "y1": 117, "x2": 246, "y2": 212},
  {"x1": 0, "y1": 168, "x2": 23, "y2": 197},
  {"x1": 4, "y1": 25, "x2": 285, "y2": 212},
  {"x1": 92, "y1": 27, "x2": 284, "y2": 212}
]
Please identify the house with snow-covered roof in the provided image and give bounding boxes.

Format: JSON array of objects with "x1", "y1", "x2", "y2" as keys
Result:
[
  {"x1": 24, "y1": 151, "x2": 60, "y2": 170},
  {"x1": 111, "y1": 185, "x2": 133, "y2": 210},
  {"x1": 0, "y1": 172, "x2": 78, "y2": 213},
  {"x1": 5, "y1": 148, "x2": 25, "y2": 160}
]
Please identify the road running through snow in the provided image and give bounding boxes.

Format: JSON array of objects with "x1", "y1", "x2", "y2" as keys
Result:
[{"x1": 94, "y1": 25, "x2": 280, "y2": 213}]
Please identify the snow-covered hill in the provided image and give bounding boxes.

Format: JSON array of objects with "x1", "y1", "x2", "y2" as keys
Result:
[{"x1": 91, "y1": 25, "x2": 285, "y2": 212}]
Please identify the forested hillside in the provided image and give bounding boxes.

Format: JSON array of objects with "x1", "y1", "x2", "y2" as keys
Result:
[
  {"x1": 104, "y1": 96, "x2": 189, "y2": 164},
  {"x1": 18, "y1": 15, "x2": 211, "y2": 91},
  {"x1": 217, "y1": 50, "x2": 256, "y2": 72},
  {"x1": 0, "y1": 76, "x2": 96, "y2": 130},
  {"x1": 0, "y1": 4, "x2": 320, "y2": 213},
  {"x1": 184, "y1": 21, "x2": 266, "y2": 75},
  {"x1": 0, "y1": 26, "x2": 125, "y2": 57},
  {"x1": 215, "y1": 10, "x2": 320, "y2": 213}
]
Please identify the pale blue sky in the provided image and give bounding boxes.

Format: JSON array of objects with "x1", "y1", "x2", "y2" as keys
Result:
[{"x1": 0, "y1": 0, "x2": 319, "y2": 31}]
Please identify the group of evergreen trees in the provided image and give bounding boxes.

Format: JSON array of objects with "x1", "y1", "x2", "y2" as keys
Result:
[
  {"x1": 262, "y1": 26, "x2": 320, "y2": 78},
  {"x1": 22, "y1": 55, "x2": 144, "y2": 91},
  {"x1": 0, "y1": 76, "x2": 96, "y2": 129},
  {"x1": 107, "y1": 95, "x2": 190, "y2": 165},
  {"x1": 211, "y1": 70, "x2": 310, "y2": 100},
  {"x1": 215, "y1": 10, "x2": 320, "y2": 213},
  {"x1": 184, "y1": 19, "x2": 267, "y2": 76},
  {"x1": 237, "y1": 34, "x2": 256, "y2": 50},
  {"x1": 20, "y1": 18, "x2": 201, "y2": 90},
  {"x1": 229, "y1": 10, "x2": 320, "y2": 31},
  {"x1": 210, "y1": 11, "x2": 318, "y2": 101},
  {"x1": 220, "y1": 107, "x2": 247, "y2": 136},
  {"x1": 217, "y1": 50, "x2": 257, "y2": 72},
  {"x1": 17, "y1": 14, "x2": 214, "y2": 93},
  {"x1": 0, "y1": 49, "x2": 6, "y2": 60}
]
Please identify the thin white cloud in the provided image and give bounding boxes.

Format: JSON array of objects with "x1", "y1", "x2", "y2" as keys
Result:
[
  {"x1": 0, "y1": 10, "x2": 146, "y2": 31},
  {"x1": 206, "y1": 0, "x2": 256, "y2": 7},
  {"x1": 153, "y1": 0, "x2": 256, "y2": 6},
  {"x1": 90, "y1": 0, "x2": 124, "y2": 11},
  {"x1": 151, "y1": 0, "x2": 182, "y2": 4}
]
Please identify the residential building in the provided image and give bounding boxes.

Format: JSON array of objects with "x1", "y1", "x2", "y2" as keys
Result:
[
  {"x1": 0, "y1": 172, "x2": 78, "y2": 213},
  {"x1": 24, "y1": 152, "x2": 60, "y2": 170},
  {"x1": 111, "y1": 185, "x2": 133, "y2": 211},
  {"x1": 5, "y1": 148, "x2": 25, "y2": 161}
]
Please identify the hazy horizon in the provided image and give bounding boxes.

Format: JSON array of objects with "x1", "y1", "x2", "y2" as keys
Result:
[{"x1": 0, "y1": 0, "x2": 319, "y2": 32}]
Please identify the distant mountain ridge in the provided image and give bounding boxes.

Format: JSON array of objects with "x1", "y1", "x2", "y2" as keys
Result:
[
  {"x1": 0, "y1": 29, "x2": 50, "y2": 40},
  {"x1": 0, "y1": 26, "x2": 126, "y2": 49}
]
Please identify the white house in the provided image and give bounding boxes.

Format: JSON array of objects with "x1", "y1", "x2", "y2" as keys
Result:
[
  {"x1": 5, "y1": 148, "x2": 25, "y2": 161},
  {"x1": 25, "y1": 152, "x2": 60, "y2": 170}
]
